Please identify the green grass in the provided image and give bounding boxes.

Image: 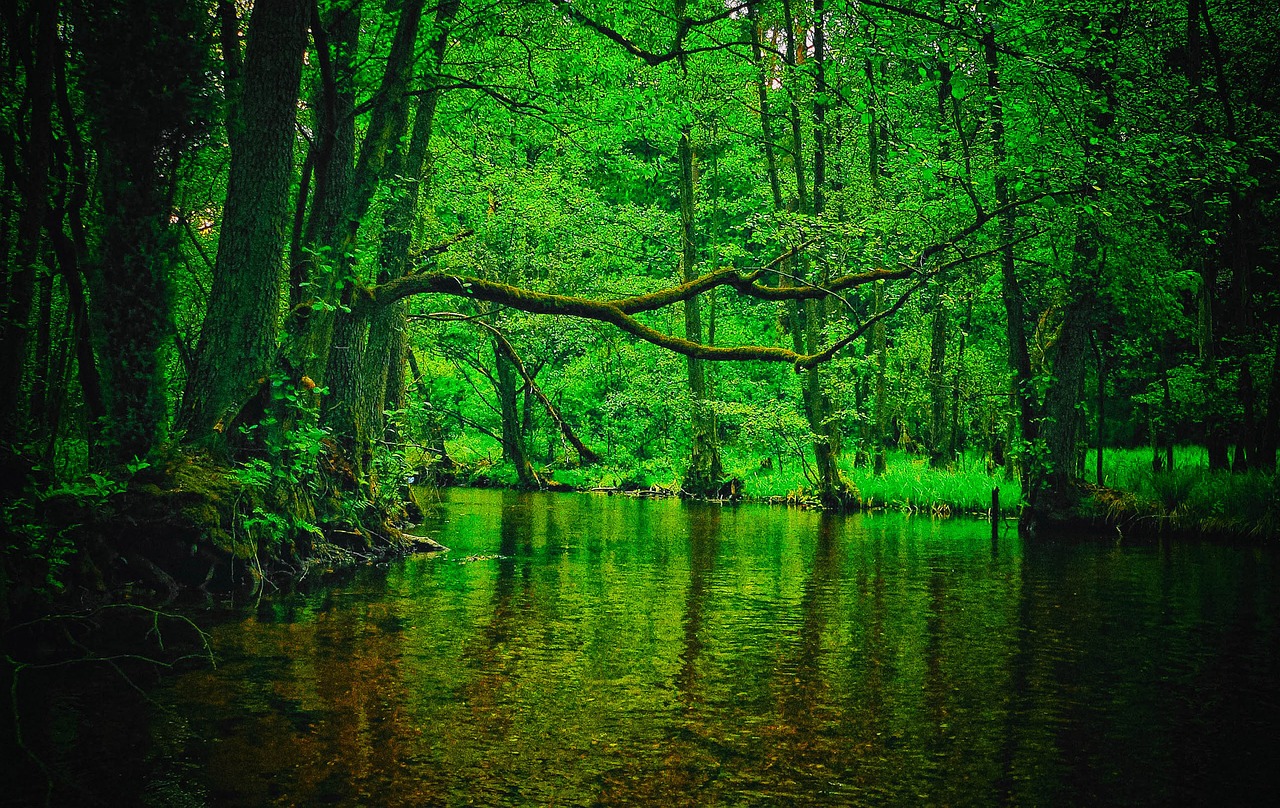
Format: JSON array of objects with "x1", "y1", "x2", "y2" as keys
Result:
[
  {"x1": 418, "y1": 437, "x2": 1276, "y2": 537},
  {"x1": 435, "y1": 436, "x2": 1015, "y2": 513},
  {"x1": 1084, "y1": 446, "x2": 1279, "y2": 538},
  {"x1": 843, "y1": 453, "x2": 1016, "y2": 515}
]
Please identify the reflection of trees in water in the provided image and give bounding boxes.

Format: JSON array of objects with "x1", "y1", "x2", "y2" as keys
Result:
[
  {"x1": 753, "y1": 512, "x2": 859, "y2": 798},
  {"x1": 676, "y1": 504, "x2": 718, "y2": 709},
  {"x1": 146, "y1": 493, "x2": 1280, "y2": 805},
  {"x1": 180, "y1": 588, "x2": 421, "y2": 804},
  {"x1": 597, "y1": 501, "x2": 723, "y2": 805},
  {"x1": 462, "y1": 490, "x2": 529, "y2": 733}
]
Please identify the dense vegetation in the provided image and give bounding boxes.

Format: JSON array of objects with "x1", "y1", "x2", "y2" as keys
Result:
[{"x1": 2, "y1": 0, "x2": 1278, "y2": 608}]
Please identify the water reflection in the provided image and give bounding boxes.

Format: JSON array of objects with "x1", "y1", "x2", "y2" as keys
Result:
[{"x1": 115, "y1": 490, "x2": 1280, "y2": 805}]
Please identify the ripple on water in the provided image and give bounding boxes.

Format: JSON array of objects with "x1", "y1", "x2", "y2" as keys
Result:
[{"x1": 24, "y1": 488, "x2": 1278, "y2": 806}]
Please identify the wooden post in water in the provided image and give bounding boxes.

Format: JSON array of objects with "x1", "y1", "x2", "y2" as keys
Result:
[{"x1": 991, "y1": 485, "x2": 1000, "y2": 542}]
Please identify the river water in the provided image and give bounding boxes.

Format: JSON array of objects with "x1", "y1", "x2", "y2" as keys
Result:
[{"x1": 27, "y1": 489, "x2": 1280, "y2": 805}]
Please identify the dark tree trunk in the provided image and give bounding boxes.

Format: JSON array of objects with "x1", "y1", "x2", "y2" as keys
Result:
[
  {"x1": 1037, "y1": 295, "x2": 1094, "y2": 509},
  {"x1": 982, "y1": 29, "x2": 1038, "y2": 467},
  {"x1": 319, "y1": 0, "x2": 425, "y2": 487},
  {"x1": 359, "y1": 0, "x2": 458, "y2": 445},
  {"x1": 493, "y1": 337, "x2": 535, "y2": 488},
  {"x1": 1257, "y1": 325, "x2": 1280, "y2": 472},
  {"x1": 490, "y1": 329, "x2": 600, "y2": 467},
  {"x1": 181, "y1": 0, "x2": 307, "y2": 441},
  {"x1": 872, "y1": 283, "x2": 888, "y2": 476},
  {"x1": 0, "y1": 0, "x2": 57, "y2": 461},
  {"x1": 1234, "y1": 362, "x2": 1254, "y2": 472},
  {"x1": 285, "y1": 2, "x2": 358, "y2": 371},
  {"x1": 1021, "y1": 12, "x2": 1119, "y2": 530},
  {"x1": 75, "y1": 0, "x2": 210, "y2": 463},
  {"x1": 948, "y1": 297, "x2": 973, "y2": 462},
  {"x1": 803, "y1": 0, "x2": 849, "y2": 505},
  {"x1": 1093, "y1": 334, "x2": 1106, "y2": 485},
  {"x1": 747, "y1": 2, "x2": 783, "y2": 212}
]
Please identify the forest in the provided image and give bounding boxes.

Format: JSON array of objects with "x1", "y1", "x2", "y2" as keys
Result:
[{"x1": 2, "y1": 0, "x2": 1279, "y2": 611}]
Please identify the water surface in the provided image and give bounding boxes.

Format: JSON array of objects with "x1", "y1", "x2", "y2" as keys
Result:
[{"x1": 89, "y1": 490, "x2": 1280, "y2": 803}]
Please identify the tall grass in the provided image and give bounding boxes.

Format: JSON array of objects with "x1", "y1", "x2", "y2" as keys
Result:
[
  {"x1": 844, "y1": 453, "x2": 1016, "y2": 515},
  {"x1": 727, "y1": 448, "x2": 1012, "y2": 514},
  {"x1": 428, "y1": 435, "x2": 1275, "y2": 537},
  {"x1": 1084, "y1": 446, "x2": 1278, "y2": 539}
]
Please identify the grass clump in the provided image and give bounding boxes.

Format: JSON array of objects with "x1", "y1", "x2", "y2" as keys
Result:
[
  {"x1": 1088, "y1": 447, "x2": 1279, "y2": 539},
  {"x1": 843, "y1": 452, "x2": 1015, "y2": 515}
]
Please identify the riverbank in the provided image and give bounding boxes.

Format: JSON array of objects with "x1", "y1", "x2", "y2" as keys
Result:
[
  {"x1": 421, "y1": 445, "x2": 1279, "y2": 541},
  {"x1": 6, "y1": 445, "x2": 1275, "y2": 624}
]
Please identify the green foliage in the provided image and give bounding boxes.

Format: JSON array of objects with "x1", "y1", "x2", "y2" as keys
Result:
[
  {"x1": 4, "y1": 0, "x2": 1278, "y2": 579},
  {"x1": 1, "y1": 457, "x2": 152, "y2": 596},
  {"x1": 228, "y1": 373, "x2": 329, "y2": 555}
]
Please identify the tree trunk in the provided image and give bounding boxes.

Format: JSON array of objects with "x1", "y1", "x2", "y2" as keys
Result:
[
  {"x1": 948, "y1": 296, "x2": 972, "y2": 462},
  {"x1": 0, "y1": 0, "x2": 56, "y2": 463},
  {"x1": 319, "y1": 0, "x2": 426, "y2": 490},
  {"x1": 490, "y1": 329, "x2": 600, "y2": 467},
  {"x1": 747, "y1": 3, "x2": 783, "y2": 212},
  {"x1": 928, "y1": 294, "x2": 948, "y2": 467},
  {"x1": 1233, "y1": 361, "x2": 1254, "y2": 472},
  {"x1": 285, "y1": 2, "x2": 358, "y2": 371},
  {"x1": 1093, "y1": 334, "x2": 1106, "y2": 485},
  {"x1": 982, "y1": 29, "x2": 1039, "y2": 468},
  {"x1": 358, "y1": 0, "x2": 458, "y2": 445},
  {"x1": 493, "y1": 336, "x2": 535, "y2": 488},
  {"x1": 1022, "y1": 12, "x2": 1118, "y2": 528},
  {"x1": 679, "y1": 126, "x2": 722, "y2": 494},
  {"x1": 1037, "y1": 296, "x2": 1094, "y2": 508},
  {"x1": 1257, "y1": 324, "x2": 1280, "y2": 472},
  {"x1": 872, "y1": 283, "x2": 888, "y2": 476},
  {"x1": 49, "y1": 41, "x2": 105, "y2": 444},
  {"x1": 181, "y1": 0, "x2": 307, "y2": 441},
  {"x1": 780, "y1": 0, "x2": 809, "y2": 215},
  {"x1": 75, "y1": 0, "x2": 209, "y2": 463}
]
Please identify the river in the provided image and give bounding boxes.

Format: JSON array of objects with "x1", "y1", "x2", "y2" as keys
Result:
[{"x1": 15, "y1": 488, "x2": 1280, "y2": 805}]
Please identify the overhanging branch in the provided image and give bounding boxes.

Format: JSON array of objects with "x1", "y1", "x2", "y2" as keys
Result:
[{"x1": 359, "y1": 193, "x2": 1067, "y2": 371}]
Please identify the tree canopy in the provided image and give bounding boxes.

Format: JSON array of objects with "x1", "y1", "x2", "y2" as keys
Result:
[{"x1": 1, "y1": 0, "x2": 1277, "y2": 554}]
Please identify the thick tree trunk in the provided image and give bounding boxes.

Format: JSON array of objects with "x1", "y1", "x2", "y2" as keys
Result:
[
  {"x1": 806, "y1": 0, "x2": 849, "y2": 505},
  {"x1": 285, "y1": 2, "x2": 358, "y2": 374},
  {"x1": 1022, "y1": 13, "x2": 1117, "y2": 531},
  {"x1": 358, "y1": 0, "x2": 458, "y2": 446},
  {"x1": 76, "y1": 0, "x2": 209, "y2": 463},
  {"x1": 319, "y1": 0, "x2": 426, "y2": 485},
  {"x1": 181, "y1": 0, "x2": 307, "y2": 441},
  {"x1": 0, "y1": 0, "x2": 56, "y2": 460},
  {"x1": 1035, "y1": 293, "x2": 1094, "y2": 513}
]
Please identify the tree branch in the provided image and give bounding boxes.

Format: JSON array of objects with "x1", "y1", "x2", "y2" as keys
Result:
[
  {"x1": 427, "y1": 313, "x2": 602, "y2": 465},
  {"x1": 359, "y1": 193, "x2": 1071, "y2": 371}
]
